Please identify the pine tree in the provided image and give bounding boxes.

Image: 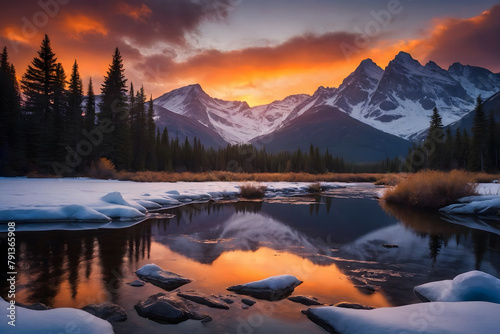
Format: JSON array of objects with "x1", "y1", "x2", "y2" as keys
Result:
[
  {"x1": 444, "y1": 127, "x2": 453, "y2": 170},
  {"x1": 426, "y1": 107, "x2": 445, "y2": 169},
  {"x1": 21, "y1": 35, "x2": 59, "y2": 171},
  {"x1": 130, "y1": 86, "x2": 146, "y2": 170},
  {"x1": 145, "y1": 95, "x2": 157, "y2": 170},
  {"x1": 65, "y1": 61, "x2": 83, "y2": 167},
  {"x1": 487, "y1": 111, "x2": 498, "y2": 170},
  {"x1": 98, "y1": 48, "x2": 130, "y2": 170},
  {"x1": 462, "y1": 129, "x2": 471, "y2": 170},
  {"x1": 0, "y1": 46, "x2": 23, "y2": 175},
  {"x1": 468, "y1": 96, "x2": 487, "y2": 171},
  {"x1": 83, "y1": 78, "x2": 97, "y2": 169},
  {"x1": 453, "y1": 128, "x2": 463, "y2": 169}
]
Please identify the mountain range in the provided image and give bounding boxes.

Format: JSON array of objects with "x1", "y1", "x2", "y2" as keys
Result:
[{"x1": 151, "y1": 51, "x2": 500, "y2": 162}]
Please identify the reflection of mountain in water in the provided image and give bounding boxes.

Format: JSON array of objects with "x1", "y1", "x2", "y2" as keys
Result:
[
  {"x1": 336, "y1": 202, "x2": 500, "y2": 305},
  {"x1": 153, "y1": 211, "x2": 334, "y2": 265}
]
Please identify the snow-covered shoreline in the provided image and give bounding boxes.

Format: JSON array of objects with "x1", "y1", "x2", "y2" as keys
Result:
[{"x1": 0, "y1": 177, "x2": 347, "y2": 231}]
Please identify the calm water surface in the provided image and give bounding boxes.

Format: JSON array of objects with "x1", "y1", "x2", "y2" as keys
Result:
[{"x1": 1, "y1": 184, "x2": 500, "y2": 333}]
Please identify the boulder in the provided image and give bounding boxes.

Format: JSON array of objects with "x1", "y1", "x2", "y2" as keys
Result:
[{"x1": 134, "y1": 293, "x2": 193, "y2": 324}]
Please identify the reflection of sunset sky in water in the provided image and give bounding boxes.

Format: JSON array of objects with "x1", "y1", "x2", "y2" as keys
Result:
[{"x1": 5, "y1": 185, "x2": 500, "y2": 333}]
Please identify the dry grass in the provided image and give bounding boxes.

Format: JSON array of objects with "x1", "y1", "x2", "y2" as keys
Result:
[
  {"x1": 115, "y1": 171, "x2": 390, "y2": 183},
  {"x1": 374, "y1": 173, "x2": 407, "y2": 186},
  {"x1": 382, "y1": 170, "x2": 478, "y2": 210},
  {"x1": 474, "y1": 172, "x2": 500, "y2": 183},
  {"x1": 239, "y1": 182, "x2": 267, "y2": 199}
]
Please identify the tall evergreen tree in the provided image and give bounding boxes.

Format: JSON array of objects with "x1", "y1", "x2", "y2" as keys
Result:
[
  {"x1": 145, "y1": 95, "x2": 157, "y2": 170},
  {"x1": 84, "y1": 78, "x2": 96, "y2": 130},
  {"x1": 0, "y1": 46, "x2": 23, "y2": 175},
  {"x1": 130, "y1": 86, "x2": 146, "y2": 170},
  {"x1": 486, "y1": 111, "x2": 498, "y2": 170},
  {"x1": 453, "y1": 128, "x2": 463, "y2": 169},
  {"x1": 21, "y1": 35, "x2": 59, "y2": 171},
  {"x1": 64, "y1": 60, "x2": 84, "y2": 172},
  {"x1": 468, "y1": 96, "x2": 487, "y2": 171},
  {"x1": 83, "y1": 78, "x2": 97, "y2": 169},
  {"x1": 426, "y1": 107, "x2": 445, "y2": 169},
  {"x1": 98, "y1": 47, "x2": 130, "y2": 170}
]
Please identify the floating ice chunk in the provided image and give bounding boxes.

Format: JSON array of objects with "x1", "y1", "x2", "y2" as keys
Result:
[
  {"x1": 101, "y1": 191, "x2": 147, "y2": 213},
  {"x1": 304, "y1": 301, "x2": 500, "y2": 334},
  {"x1": 0, "y1": 297, "x2": 113, "y2": 334},
  {"x1": 414, "y1": 270, "x2": 500, "y2": 303}
]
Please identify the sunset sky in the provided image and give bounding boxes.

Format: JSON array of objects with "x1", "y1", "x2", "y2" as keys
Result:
[{"x1": 1, "y1": 0, "x2": 499, "y2": 106}]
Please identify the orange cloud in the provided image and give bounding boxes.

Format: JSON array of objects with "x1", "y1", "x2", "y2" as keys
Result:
[
  {"x1": 406, "y1": 5, "x2": 500, "y2": 71},
  {"x1": 119, "y1": 3, "x2": 152, "y2": 22},
  {"x1": 63, "y1": 15, "x2": 108, "y2": 39}
]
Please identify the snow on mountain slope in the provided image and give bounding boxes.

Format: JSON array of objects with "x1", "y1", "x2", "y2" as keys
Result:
[
  {"x1": 153, "y1": 84, "x2": 309, "y2": 143},
  {"x1": 288, "y1": 52, "x2": 500, "y2": 140},
  {"x1": 151, "y1": 52, "x2": 500, "y2": 145}
]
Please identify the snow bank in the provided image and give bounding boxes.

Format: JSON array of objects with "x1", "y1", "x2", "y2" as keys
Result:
[
  {"x1": 414, "y1": 270, "x2": 500, "y2": 303},
  {"x1": 0, "y1": 298, "x2": 114, "y2": 334},
  {"x1": 440, "y1": 196, "x2": 500, "y2": 216},
  {"x1": 305, "y1": 301, "x2": 500, "y2": 334},
  {"x1": 440, "y1": 183, "x2": 500, "y2": 217},
  {"x1": 0, "y1": 178, "x2": 349, "y2": 230}
]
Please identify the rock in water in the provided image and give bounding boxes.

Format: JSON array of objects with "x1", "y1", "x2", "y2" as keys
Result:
[
  {"x1": 227, "y1": 275, "x2": 302, "y2": 301},
  {"x1": 241, "y1": 298, "x2": 256, "y2": 306},
  {"x1": 135, "y1": 264, "x2": 191, "y2": 291},
  {"x1": 288, "y1": 295, "x2": 323, "y2": 306},
  {"x1": 177, "y1": 290, "x2": 230, "y2": 309},
  {"x1": 134, "y1": 293, "x2": 193, "y2": 324},
  {"x1": 129, "y1": 280, "x2": 146, "y2": 287},
  {"x1": 82, "y1": 303, "x2": 127, "y2": 322},
  {"x1": 334, "y1": 302, "x2": 374, "y2": 310}
]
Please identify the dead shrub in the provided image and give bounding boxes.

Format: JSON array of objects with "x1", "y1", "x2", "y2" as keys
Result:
[
  {"x1": 239, "y1": 182, "x2": 267, "y2": 199},
  {"x1": 382, "y1": 170, "x2": 477, "y2": 210}
]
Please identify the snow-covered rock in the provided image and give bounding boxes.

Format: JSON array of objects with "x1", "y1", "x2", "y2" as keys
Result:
[
  {"x1": 304, "y1": 301, "x2": 500, "y2": 334},
  {"x1": 414, "y1": 270, "x2": 500, "y2": 303},
  {"x1": 0, "y1": 297, "x2": 114, "y2": 333},
  {"x1": 101, "y1": 191, "x2": 147, "y2": 213},
  {"x1": 135, "y1": 264, "x2": 191, "y2": 291},
  {"x1": 227, "y1": 275, "x2": 302, "y2": 300}
]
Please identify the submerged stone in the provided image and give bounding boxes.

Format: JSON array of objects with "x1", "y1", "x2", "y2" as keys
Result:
[{"x1": 82, "y1": 303, "x2": 127, "y2": 322}]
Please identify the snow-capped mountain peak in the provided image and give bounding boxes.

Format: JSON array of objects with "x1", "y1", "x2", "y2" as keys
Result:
[{"x1": 152, "y1": 52, "x2": 500, "y2": 145}]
